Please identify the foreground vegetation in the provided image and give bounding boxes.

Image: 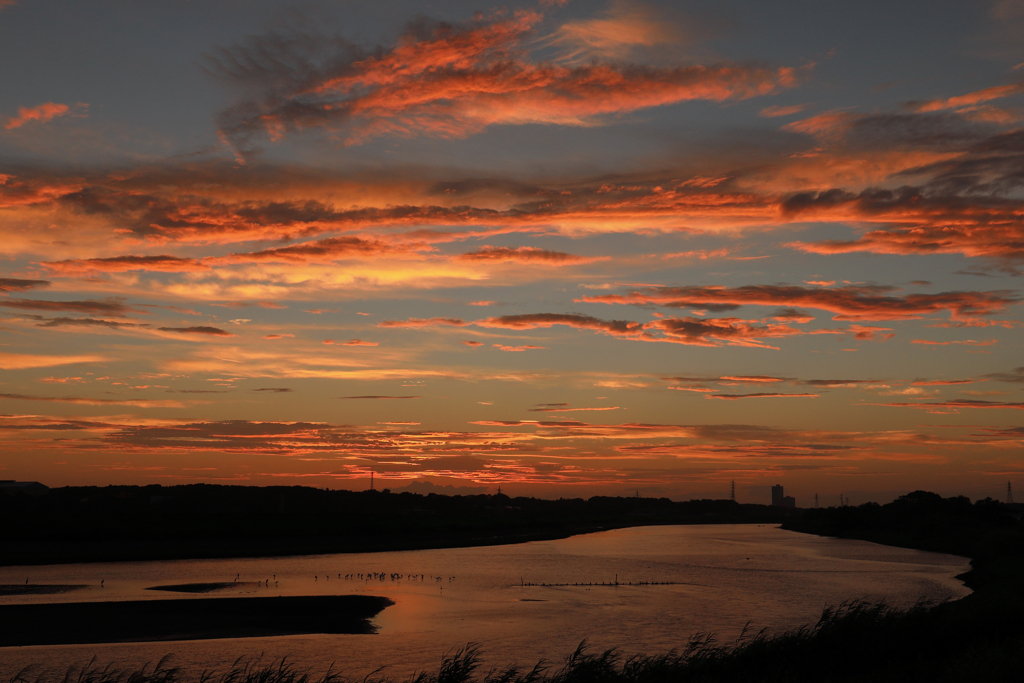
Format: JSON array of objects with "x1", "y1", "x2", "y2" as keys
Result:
[{"x1": 10, "y1": 597, "x2": 1024, "y2": 683}]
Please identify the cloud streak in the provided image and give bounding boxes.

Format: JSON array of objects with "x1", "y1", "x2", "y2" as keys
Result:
[
  {"x1": 580, "y1": 284, "x2": 1017, "y2": 321},
  {"x1": 212, "y1": 10, "x2": 801, "y2": 153}
]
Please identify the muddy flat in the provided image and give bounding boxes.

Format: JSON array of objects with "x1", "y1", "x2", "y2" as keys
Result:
[
  {"x1": 0, "y1": 595, "x2": 394, "y2": 646},
  {"x1": 146, "y1": 581, "x2": 259, "y2": 593},
  {"x1": 0, "y1": 584, "x2": 87, "y2": 596}
]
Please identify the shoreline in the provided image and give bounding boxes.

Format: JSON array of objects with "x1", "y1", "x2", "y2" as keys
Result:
[
  {"x1": 0, "y1": 595, "x2": 393, "y2": 646},
  {"x1": 0, "y1": 522, "x2": 635, "y2": 567}
]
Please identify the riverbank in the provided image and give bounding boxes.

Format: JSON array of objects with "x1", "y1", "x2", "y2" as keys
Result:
[
  {"x1": 1, "y1": 485, "x2": 793, "y2": 566},
  {"x1": 0, "y1": 595, "x2": 393, "y2": 646}
]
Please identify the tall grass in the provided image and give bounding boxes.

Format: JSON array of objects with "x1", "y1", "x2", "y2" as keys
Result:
[{"x1": 10, "y1": 598, "x2": 1024, "y2": 683}]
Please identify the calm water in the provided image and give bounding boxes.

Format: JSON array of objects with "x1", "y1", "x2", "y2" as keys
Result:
[{"x1": 0, "y1": 525, "x2": 971, "y2": 679}]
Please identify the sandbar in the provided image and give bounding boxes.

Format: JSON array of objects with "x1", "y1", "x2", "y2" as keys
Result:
[
  {"x1": 0, "y1": 584, "x2": 87, "y2": 596},
  {"x1": 147, "y1": 581, "x2": 259, "y2": 593},
  {"x1": 0, "y1": 594, "x2": 393, "y2": 646}
]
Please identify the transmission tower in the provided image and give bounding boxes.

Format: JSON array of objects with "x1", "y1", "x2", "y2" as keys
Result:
[
  {"x1": 730, "y1": 480, "x2": 736, "y2": 502},
  {"x1": 815, "y1": 493, "x2": 819, "y2": 508},
  {"x1": 1008, "y1": 481, "x2": 1014, "y2": 505}
]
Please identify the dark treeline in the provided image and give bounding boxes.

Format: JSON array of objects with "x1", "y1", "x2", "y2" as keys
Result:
[
  {"x1": 0, "y1": 484, "x2": 791, "y2": 565},
  {"x1": 782, "y1": 490, "x2": 1024, "y2": 590}
]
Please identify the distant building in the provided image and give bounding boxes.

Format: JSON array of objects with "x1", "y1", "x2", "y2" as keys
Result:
[
  {"x1": 0, "y1": 480, "x2": 48, "y2": 496},
  {"x1": 771, "y1": 484, "x2": 796, "y2": 508}
]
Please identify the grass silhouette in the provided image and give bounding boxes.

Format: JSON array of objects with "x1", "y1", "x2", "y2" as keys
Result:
[{"x1": 10, "y1": 597, "x2": 1024, "y2": 683}]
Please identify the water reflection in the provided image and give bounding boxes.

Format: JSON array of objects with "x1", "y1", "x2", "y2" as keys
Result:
[{"x1": 0, "y1": 525, "x2": 970, "y2": 679}]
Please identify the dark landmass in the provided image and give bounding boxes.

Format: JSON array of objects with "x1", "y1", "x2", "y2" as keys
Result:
[
  {"x1": 5, "y1": 489, "x2": 1024, "y2": 680},
  {"x1": 772, "y1": 491, "x2": 1024, "y2": 681},
  {"x1": 0, "y1": 584, "x2": 86, "y2": 596},
  {"x1": 0, "y1": 595, "x2": 392, "y2": 646},
  {"x1": 0, "y1": 484, "x2": 793, "y2": 566},
  {"x1": 147, "y1": 582, "x2": 260, "y2": 593},
  {"x1": 782, "y1": 490, "x2": 1024, "y2": 591}
]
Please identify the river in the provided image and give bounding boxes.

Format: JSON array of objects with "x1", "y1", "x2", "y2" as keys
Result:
[{"x1": 0, "y1": 524, "x2": 971, "y2": 679}]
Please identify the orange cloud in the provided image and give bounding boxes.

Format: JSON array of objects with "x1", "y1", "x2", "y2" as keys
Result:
[
  {"x1": 878, "y1": 399, "x2": 1024, "y2": 411},
  {"x1": 719, "y1": 375, "x2": 789, "y2": 383},
  {"x1": 0, "y1": 277, "x2": 49, "y2": 292},
  {"x1": 215, "y1": 236, "x2": 425, "y2": 265},
  {"x1": 760, "y1": 104, "x2": 808, "y2": 118},
  {"x1": 911, "y1": 339, "x2": 998, "y2": 346},
  {"x1": 342, "y1": 339, "x2": 378, "y2": 346},
  {"x1": 579, "y1": 284, "x2": 1017, "y2": 321},
  {"x1": 263, "y1": 334, "x2": 295, "y2": 340},
  {"x1": 457, "y1": 246, "x2": 593, "y2": 264},
  {"x1": 906, "y1": 82, "x2": 1024, "y2": 113},
  {"x1": 910, "y1": 379, "x2": 977, "y2": 386},
  {"x1": 157, "y1": 326, "x2": 235, "y2": 337},
  {"x1": 379, "y1": 317, "x2": 468, "y2": 328},
  {"x1": 493, "y1": 344, "x2": 545, "y2": 351},
  {"x1": 215, "y1": 9, "x2": 800, "y2": 153},
  {"x1": 0, "y1": 392, "x2": 183, "y2": 408},
  {"x1": 0, "y1": 352, "x2": 107, "y2": 370},
  {"x1": 41, "y1": 255, "x2": 206, "y2": 275},
  {"x1": 337, "y1": 395, "x2": 421, "y2": 399},
  {"x1": 705, "y1": 393, "x2": 818, "y2": 400},
  {"x1": 643, "y1": 317, "x2": 809, "y2": 348},
  {"x1": 5, "y1": 102, "x2": 71, "y2": 130},
  {"x1": 0, "y1": 298, "x2": 140, "y2": 316}
]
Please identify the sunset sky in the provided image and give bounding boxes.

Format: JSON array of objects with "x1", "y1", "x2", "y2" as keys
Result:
[{"x1": 1, "y1": 0, "x2": 1022, "y2": 504}]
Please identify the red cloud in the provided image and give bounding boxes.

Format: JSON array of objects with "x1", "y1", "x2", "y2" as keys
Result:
[
  {"x1": 783, "y1": 187, "x2": 1024, "y2": 263},
  {"x1": 705, "y1": 393, "x2": 818, "y2": 400},
  {"x1": 477, "y1": 313, "x2": 644, "y2": 337},
  {"x1": 911, "y1": 339, "x2": 998, "y2": 346},
  {"x1": 910, "y1": 379, "x2": 977, "y2": 386},
  {"x1": 216, "y1": 10, "x2": 800, "y2": 152},
  {"x1": 905, "y1": 83, "x2": 1024, "y2": 113},
  {"x1": 216, "y1": 236, "x2": 422, "y2": 265},
  {"x1": 719, "y1": 375, "x2": 789, "y2": 383},
  {"x1": 493, "y1": 344, "x2": 545, "y2": 351},
  {"x1": 157, "y1": 326, "x2": 235, "y2": 337},
  {"x1": 879, "y1": 400, "x2": 1024, "y2": 411},
  {"x1": 579, "y1": 284, "x2": 1017, "y2": 321},
  {"x1": 41, "y1": 255, "x2": 206, "y2": 275},
  {"x1": 0, "y1": 297, "x2": 139, "y2": 316},
  {"x1": 5, "y1": 102, "x2": 71, "y2": 129},
  {"x1": 0, "y1": 277, "x2": 49, "y2": 292},
  {"x1": 337, "y1": 395, "x2": 421, "y2": 399},
  {"x1": 457, "y1": 246, "x2": 593, "y2": 264},
  {"x1": 379, "y1": 317, "x2": 468, "y2": 328},
  {"x1": 644, "y1": 317, "x2": 808, "y2": 348},
  {"x1": 383, "y1": 311, "x2": 860, "y2": 349}
]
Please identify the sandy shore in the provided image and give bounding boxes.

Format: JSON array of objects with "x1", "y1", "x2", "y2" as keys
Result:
[{"x1": 0, "y1": 594, "x2": 393, "y2": 646}]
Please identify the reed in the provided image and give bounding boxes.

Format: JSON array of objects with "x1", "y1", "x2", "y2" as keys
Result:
[{"x1": 10, "y1": 596, "x2": 1024, "y2": 683}]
